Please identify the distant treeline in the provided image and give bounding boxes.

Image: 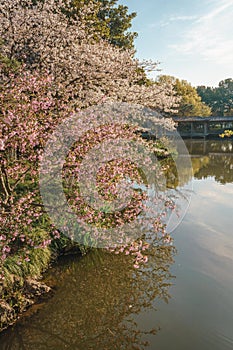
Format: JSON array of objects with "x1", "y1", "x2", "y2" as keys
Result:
[
  {"x1": 158, "y1": 76, "x2": 233, "y2": 117},
  {"x1": 197, "y1": 78, "x2": 233, "y2": 116}
]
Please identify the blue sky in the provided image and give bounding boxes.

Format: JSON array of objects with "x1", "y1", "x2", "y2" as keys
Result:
[{"x1": 118, "y1": 0, "x2": 233, "y2": 87}]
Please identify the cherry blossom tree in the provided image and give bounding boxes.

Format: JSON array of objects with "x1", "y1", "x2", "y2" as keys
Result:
[
  {"x1": 0, "y1": 62, "x2": 67, "y2": 281},
  {"x1": 0, "y1": 60, "x2": 175, "y2": 285},
  {"x1": 0, "y1": 0, "x2": 179, "y2": 289},
  {"x1": 0, "y1": 0, "x2": 179, "y2": 112}
]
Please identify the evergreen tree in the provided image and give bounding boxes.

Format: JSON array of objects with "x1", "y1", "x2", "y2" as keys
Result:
[{"x1": 96, "y1": 0, "x2": 137, "y2": 49}]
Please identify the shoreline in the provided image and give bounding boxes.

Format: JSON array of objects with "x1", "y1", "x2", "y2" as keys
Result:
[
  {"x1": 0, "y1": 246, "x2": 81, "y2": 333},
  {"x1": 0, "y1": 277, "x2": 53, "y2": 333}
]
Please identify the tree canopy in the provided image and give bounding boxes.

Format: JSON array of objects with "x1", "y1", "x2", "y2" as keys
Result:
[
  {"x1": 64, "y1": 0, "x2": 138, "y2": 49},
  {"x1": 0, "y1": 0, "x2": 178, "y2": 112},
  {"x1": 95, "y1": 0, "x2": 137, "y2": 49},
  {"x1": 197, "y1": 78, "x2": 233, "y2": 116},
  {"x1": 29, "y1": 0, "x2": 137, "y2": 50},
  {"x1": 158, "y1": 75, "x2": 212, "y2": 117}
]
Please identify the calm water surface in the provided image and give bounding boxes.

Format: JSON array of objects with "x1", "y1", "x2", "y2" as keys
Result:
[{"x1": 0, "y1": 139, "x2": 233, "y2": 350}]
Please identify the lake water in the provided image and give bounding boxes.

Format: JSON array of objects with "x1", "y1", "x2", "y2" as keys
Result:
[{"x1": 0, "y1": 139, "x2": 233, "y2": 350}]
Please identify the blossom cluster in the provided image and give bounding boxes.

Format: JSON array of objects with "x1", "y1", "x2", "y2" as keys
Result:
[
  {"x1": 0, "y1": 0, "x2": 179, "y2": 112},
  {"x1": 0, "y1": 64, "x2": 68, "y2": 281}
]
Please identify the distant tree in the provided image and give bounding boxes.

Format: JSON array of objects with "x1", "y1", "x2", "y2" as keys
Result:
[
  {"x1": 196, "y1": 86, "x2": 214, "y2": 108},
  {"x1": 158, "y1": 75, "x2": 212, "y2": 117},
  {"x1": 197, "y1": 78, "x2": 233, "y2": 116}
]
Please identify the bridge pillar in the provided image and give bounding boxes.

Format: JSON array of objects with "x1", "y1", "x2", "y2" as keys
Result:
[
  {"x1": 204, "y1": 122, "x2": 208, "y2": 136},
  {"x1": 190, "y1": 122, "x2": 194, "y2": 138}
]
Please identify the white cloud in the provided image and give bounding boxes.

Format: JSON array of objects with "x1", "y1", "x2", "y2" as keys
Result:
[
  {"x1": 169, "y1": 0, "x2": 233, "y2": 65},
  {"x1": 169, "y1": 15, "x2": 198, "y2": 22},
  {"x1": 159, "y1": 15, "x2": 198, "y2": 28}
]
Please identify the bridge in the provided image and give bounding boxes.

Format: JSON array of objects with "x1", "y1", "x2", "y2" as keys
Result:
[{"x1": 172, "y1": 116, "x2": 233, "y2": 138}]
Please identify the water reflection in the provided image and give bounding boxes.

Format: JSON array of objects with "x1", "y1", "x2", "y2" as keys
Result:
[
  {"x1": 164, "y1": 140, "x2": 233, "y2": 188},
  {"x1": 186, "y1": 140, "x2": 233, "y2": 184},
  {"x1": 0, "y1": 243, "x2": 175, "y2": 350},
  {"x1": 1, "y1": 139, "x2": 232, "y2": 350}
]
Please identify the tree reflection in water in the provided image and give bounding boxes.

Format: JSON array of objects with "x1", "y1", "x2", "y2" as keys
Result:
[
  {"x1": 163, "y1": 140, "x2": 233, "y2": 188},
  {"x1": 190, "y1": 140, "x2": 233, "y2": 184},
  {"x1": 0, "y1": 243, "x2": 176, "y2": 350}
]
